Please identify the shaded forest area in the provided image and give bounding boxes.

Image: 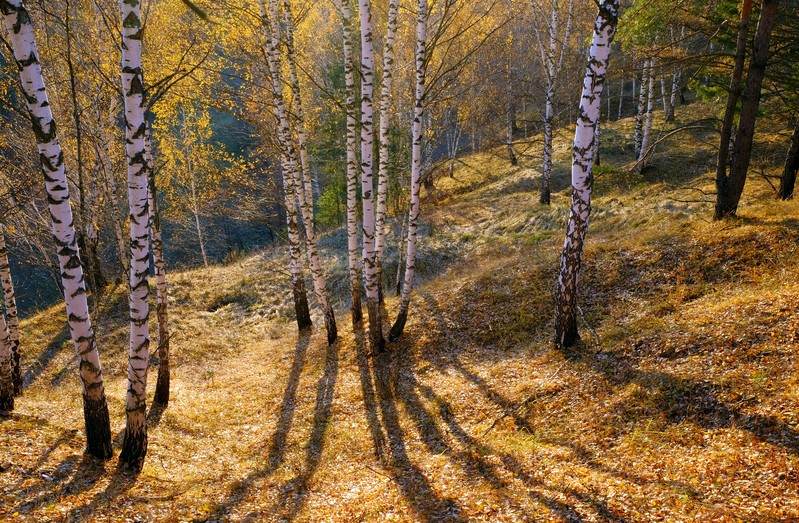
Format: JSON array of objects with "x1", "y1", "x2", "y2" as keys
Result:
[{"x1": 1, "y1": 0, "x2": 799, "y2": 520}]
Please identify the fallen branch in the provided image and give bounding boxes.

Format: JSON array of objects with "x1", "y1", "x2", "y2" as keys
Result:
[{"x1": 628, "y1": 123, "x2": 716, "y2": 174}]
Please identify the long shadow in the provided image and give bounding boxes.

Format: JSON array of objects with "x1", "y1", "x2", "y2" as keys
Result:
[
  {"x1": 67, "y1": 464, "x2": 140, "y2": 520},
  {"x1": 147, "y1": 401, "x2": 167, "y2": 428},
  {"x1": 266, "y1": 330, "x2": 311, "y2": 472},
  {"x1": 13, "y1": 453, "x2": 107, "y2": 516},
  {"x1": 578, "y1": 349, "x2": 799, "y2": 456},
  {"x1": 354, "y1": 323, "x2": 387, "y2": 463},
  {"x1": 271, "y1": 336, "x2": 339, "y2": 521},
  {"x1": 371, "y1": 350, "x2": 464, "y2": 522},
  {"x1": 21, "y1": 323, "x2": 70, "y2": 389}
]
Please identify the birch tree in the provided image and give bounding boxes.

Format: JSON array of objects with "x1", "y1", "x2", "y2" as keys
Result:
[
  {"x1": 634, "y1": 57, "x2": 655, "y2": 172},
  {"x1": 0, "y1": 225, "x2": 20, "y2": 395},
  {"x1": 340, "y1": 0, "x2": 362, "y2": 324},
  {"x1": 554, "y1": 0, "x2": 620, "y2": 347},
  {"x1": 389, "y1": 0, "x2": 427, "y2": 342},
  {"x1": 119, "y1": 0, "x2": 151, "y2": 469},
  {"x1": 359, "y1": 0, "x2": 384, "y2": 352},
  {"x1": 375, "y1": 0, "x2": 400, "y2": 304},
  {"x1": 146, "y1": 128, "x2": 171, "y2": 406},
  {"x1": 532, "y1": 0, "x2": 574, "y2": 205},
  {"x1": 0, "y1": 312, "x2": 12, "y2": 411},
  {"x1": 262, "y1": 0, "x2": 337, "y2": 343},
  {"x1": 0, "y1": 0, "x2": 112, "y2": 458}
]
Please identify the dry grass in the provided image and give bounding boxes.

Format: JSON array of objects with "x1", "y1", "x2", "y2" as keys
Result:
[{"x1": 2, "y1": 101, "x2": 799, "y2": 522}]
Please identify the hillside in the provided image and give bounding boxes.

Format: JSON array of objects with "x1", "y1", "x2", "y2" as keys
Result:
[{"x1": 2, "y1": 103, "x2": 799, "y2": 522}]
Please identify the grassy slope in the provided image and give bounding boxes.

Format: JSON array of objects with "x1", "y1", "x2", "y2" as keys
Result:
[{"x1": 1, "y1": 102, "x2": 799, "y2": 522}]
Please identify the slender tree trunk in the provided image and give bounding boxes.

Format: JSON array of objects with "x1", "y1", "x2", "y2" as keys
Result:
[
  {"x1": 667, "y1": 69, "x2": 680, "y2": 122},
  {"x1": 0, "y1": 225, "x2": 21, "y2": 396},
  {"x1": 554, "y1": 0, "x2": 620, "y2": 347},
  {"x1": 359, "y1": 0, "x2": 384, "y2": 352},
  {"x1": 119, "y1": 0, "x2": 151, "y2": 470},
  {"x1": 0, "y1": 0, "x2": 112, "y2": 458},
  {"x1": 0, "y1": 313, "x2": 12, "y2": 411},
  {"x1": 634, "y1": 60, "x2": 646, "y2": 156},
  {"x1": 282, "y1": 0, "x2": 314, "y2": 207},
  {"x1": 145, "y1": 127, "x2": 170, "y2": 406},
  {"x1": 340, "y1": 0, "x2": 362, "y2": 325},
  {"x1": 189, "y1": 175, "x2": 209, "y2": 267},
  {"x1": 778, "y1": 117, "x2": 799, "y2": 200},
  {"x1": 715, "y1": 0, "x2": 779, "y2": 219},
  {"x1": 617, "y1": 77, "x2": 624, "y2": 120},
  {"x1": 715, "y1": 0, "x2": 754, "y2": 215},
  {"x1": 396, "y1": 213, "x2": 407, "y2": 297},
  {"x1": 389, "y1": 0, "x2": 427, "y2": 342},
  {"x1": 375, "y1": 0, "x2": 399, "y2": 306},
  {"x1": 635, "y1": 57, "x2": 655, "y2": 172},
  {"x1": 263, "y1": 0, "x2": 336, "y2": 342}
]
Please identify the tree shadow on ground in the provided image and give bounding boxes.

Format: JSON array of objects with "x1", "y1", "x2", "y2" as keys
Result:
[
  {"x1": 21, "y1": 323, "x2": 70, "y2": 389},
  {"x1": 199, "y1": 330, "x2": 333, "y2": 522},
  {"x1": 66, "y1": 464, "x2": 141, "y2": 520}
]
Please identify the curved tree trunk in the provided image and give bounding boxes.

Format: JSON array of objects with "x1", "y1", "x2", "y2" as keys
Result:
[
  {"x1": 359, "y1": 0, "x2": 384, "y2": 353},
  {"x1": 389, "y1": 0, "x2": 427, "y2": 342},
  {"x1": 715, "y1": 0, "x2": 778, "y2": 219},
  {"x1": 119, "y1": 0, "x2": 151, "y2": 470},
  {"x1": 340, "y1": 0, "x2": 362, "y2": 325},
  {"x1": 778, "y1": 117, "x2": 799, "y2": 200},
  {"x1": 554, "y1": 0, "x2": 620, "y2": 347},
  {"x1": 0, "y1": 0, "x2": 112, "y2": 458},
  {"x1": 0, "y1": 225, "x2": 21, "y2": 396},
  {"x1": 375, "y1": 0, "x2": 400, "y2": 305},
  {"x1": 145, "y1": 127, "x2": 170, "y2": 406}
]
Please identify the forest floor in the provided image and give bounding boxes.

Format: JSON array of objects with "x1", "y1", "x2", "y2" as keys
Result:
[{"x1": 2, "y1": 102, "x2": 799, "y2": 522}]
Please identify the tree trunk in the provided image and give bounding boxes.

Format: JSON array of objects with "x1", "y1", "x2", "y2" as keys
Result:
[
  {"x1": 778, "y1": 117, "x2": 799, "y2": 200},
  {"x1": 715, "y1": 0, "x2": 754, "y2": 215},
  {"x1": 145, "y1": 127, "x2": 170, "y2": 406},
  {"x1": 635, "y1": 57, "x2": 655, "y2": 172},
  {"x1": 617, "y1": 77, "x2": 624, "y2": 120},
  {"x1": 340, "y1": 0, "x2": 362, "y2": 325},
  {"x1": 634, "y1": 60, "x2": 646, "y2": 156},
  {"x1": 715, "y1": 0, "x2": 779, "y2": 219},
  {"x1": 396, "y1": 213, "x2": 407, "y2": 297},
  {"x1": 263, "y1": 0, "x2": 335, "y2": 342},
  {"x1": 0, "y1": 225, "x2": 21, "y2": 396},
  {"x1": 375, "y1": 0, "x2": 399, "y2": 306},
  {"x1": 0, "y1": 0, "x2": 112, "y2": 458},
  {"x1": 0, "y1": 313, "x2": 12, "y2": 411},
  {"x1": 554, "y1": 0, "x2": 620, "y2": 348},
  {"x1": 119, "y1": 0, "x2": 151, "y2": 471},
  {"x1": 359, "y1": 0, "x2": 384, "y2": 353},
  {"x1": 389, "y1": 0, "x2": 427, "y2": 342}
]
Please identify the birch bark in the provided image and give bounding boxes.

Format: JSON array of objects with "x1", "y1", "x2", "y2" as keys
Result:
[
  {"x1": 359, "y1": 0, "x2": 384, "y2": 352},
  {"x1": 119, "y1": 0, "x2": 151, "y2": 470},
  {"x1": 0, "y1": 313, "x2": 12, "y2": 411},
  {"x1": 0, "y1": 0, "x2": 112, "y2": 457},
  {"x1": 0, "y1": 225, "x2": 20, "y2": 396},
  {"x1": 340, "y1": 0, "x2": 362, "y2": 324},
  {"x1": 554, "y1": 0, "x2": 620, "y2": 347},
  {"x1": 375, "y1": 0, "x2": 400, "y2": 305},
  {"x1": 389, "y1": 0, "x2": 427, "y2": 342}
]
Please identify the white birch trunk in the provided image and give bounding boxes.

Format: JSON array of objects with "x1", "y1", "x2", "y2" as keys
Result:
[
  {"x1": 189, "y1": 170, "x2": 209, "y2": 267},
  {"x1": 119, "y1": 0, "x2": 151, "y2": 470},
  {"x1": 0, "y1": 226, "x2": 21, "y2": 396},
  {"x1": 634, "y1": 59, "x2": 646, "y2": 156},
  {"x1": 617, "y1": 77, "x2": 624, "y2": 120},
  {"x1": 668, "y1": 69, "x2": 680, "y2": 122},
  {"x1": 375, "y1": 0, "x2": 399, "y2": 305},
  {"x1": 534, "y1": 0, "x2": 573, "y2": 205},
  {"x1": 636, "y1": 57, "x2": 656, "y2": 171},
  {"x1": 282, "y1": 0, "x2": 314, "y2": 207},
  {"x1": 145, "y1": 126, "x2": 170, "y2": 406},
  {"x1": 0, "y1": 0, "x2": 112, "y2": 457},
  {"x1": 554, "y1": 0, "x2": 620, "y2": 347},
  {"x1": 389, "y1": 0, "x2": 427, "y2": 342},
  {"x1": 340, "y1": 0, "x2": 362, "y2": 324},
  {"x1": 263, "y1": 0, "x2": 337, "y2": 343},
  {"x1": 359, "y1": 0, "x2": 384, "y2": 351}
]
